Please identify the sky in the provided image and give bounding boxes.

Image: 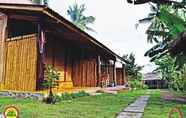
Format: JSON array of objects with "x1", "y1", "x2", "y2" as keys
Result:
[{"x1": 49, "y1": 0, "x2": 156, "y2": 73}]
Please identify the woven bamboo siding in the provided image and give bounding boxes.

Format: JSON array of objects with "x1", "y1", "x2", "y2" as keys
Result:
[{"x1": 3, "y1": 34, "x2": 37, "y2": 91}]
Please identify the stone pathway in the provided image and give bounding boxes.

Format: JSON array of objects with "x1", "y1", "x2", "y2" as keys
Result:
[{"x1": 116, "y1": 95, "x2": 150, "y2": 118}]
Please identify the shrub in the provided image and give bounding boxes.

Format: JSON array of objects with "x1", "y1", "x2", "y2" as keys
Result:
[
  {"x1": 142, "y1": 84, "x2": 149, "y2": 89},
  {"x1": 60, "y1": 91, "x2": 89, "y2": 101},
  {"x1": 129, "y1": 79, "x2": 141, "y2": 89},
  {"x1": 129, "y1": 79, "x2": 148, "y2": 90},
  {"x1": 61, "y1": 93, "x2": 73, "y2": 100}
]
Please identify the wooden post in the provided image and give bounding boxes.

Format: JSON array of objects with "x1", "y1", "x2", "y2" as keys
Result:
[
  {"x1": 0, "y1": 14, "x2": 7, "y2": 83},
  {"x1": 122, "y1": 64, "x2": 125, "y2": 85},
  {"x1": 96, "y1": 55, "x2": 101, "y2": 87},
  {"x1": 113, "y1": 61, "x2": 117, "y2": 86}
]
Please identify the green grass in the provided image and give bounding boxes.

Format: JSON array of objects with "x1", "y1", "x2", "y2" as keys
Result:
[
  {"x1": 143, "y1": 89, "x2": 186, "y2": 118},
  {"x1": 0, "y1": 90, "x2": 144, "y2": 118},
  {"x1": 0, "y1": 90, "x2": 185, "y2": 118}
]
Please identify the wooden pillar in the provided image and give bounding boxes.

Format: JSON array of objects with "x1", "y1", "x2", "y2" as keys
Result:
[
  {"x1": 96, "y1": 55, "x2": 101, "y2": 87},
  {"x1": 122, "y1": 64, "x2": 125, "y2": 85},
  {"x1": 113, "y1": 61, "x2": 117, "y2": 86},
  {"x1": 36, "y1": 21, "x2": 46, "y2": 90},
  {"x1": 0, "y1": 14, "x2": 7, "y2": 83}
]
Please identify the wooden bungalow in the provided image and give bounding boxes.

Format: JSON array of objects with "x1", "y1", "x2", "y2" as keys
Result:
[
  {"x1": 0, "y1": 3, "x2": 127, "y2": 91},
  {"x1": 142, "y1": 72, "x2": 168, "y2": 89}
]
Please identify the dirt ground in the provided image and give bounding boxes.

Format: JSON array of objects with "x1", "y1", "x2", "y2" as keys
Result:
[{"x1": 160, "y1": 89, "x2": 186, "y2": 104}]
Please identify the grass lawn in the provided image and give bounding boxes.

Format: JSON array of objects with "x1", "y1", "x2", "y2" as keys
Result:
[
  {"x1": 143, "y1": 89, "x2": 186, "y2": 118},
  {"x1": 0, "y1": 90, "x2": 144, "y2": 118},
  {"x1": 0, "y1": 89, "x2": 185, "y2": 118}
]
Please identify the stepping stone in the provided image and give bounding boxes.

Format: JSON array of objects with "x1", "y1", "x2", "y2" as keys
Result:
[
  {"x1": 124, "y1": 106, "x2": 144, "y2": 113},
  {"x1": 116, "y1": 95, "x2": 149, "y2": 118},
  {"x1": 116, "y1": 112, "x2": 142, "y2": 118}
]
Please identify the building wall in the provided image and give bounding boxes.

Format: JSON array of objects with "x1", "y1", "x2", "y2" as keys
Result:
[
  {"x1": 116, "y1": 68, "x2": 127, "y2": 85},
  {"x1": 44, "y1": 38, "x2": 98, "y2": 89}
]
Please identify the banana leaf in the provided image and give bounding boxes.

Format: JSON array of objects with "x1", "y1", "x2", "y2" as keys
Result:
[{"x1": 158, "y1": 7, "x2": 185, "y2": 38}]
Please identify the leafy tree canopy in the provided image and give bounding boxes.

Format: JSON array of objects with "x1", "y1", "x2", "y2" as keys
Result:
[{"x1": 122, "y1": 53, "x2": 143, "y2": 79}]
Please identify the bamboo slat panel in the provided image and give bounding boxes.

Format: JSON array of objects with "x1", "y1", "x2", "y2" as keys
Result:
[{"x1": 3, "y1": 34, "x2": 37, "y2": 91}]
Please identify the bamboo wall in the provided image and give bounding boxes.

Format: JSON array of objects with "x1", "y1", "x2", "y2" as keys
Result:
[{"x1": 1, "y1": 34, "x2": 37, "y2": 91}]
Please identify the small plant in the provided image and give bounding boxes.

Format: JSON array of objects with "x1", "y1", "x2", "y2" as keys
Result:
[
  {"x1": 60, "y1": 91, "x2": 89, "y2": 101},
  {"x1": 42, "y1": 65, "x2": 59, "y2": 104},
  {"x1": 129, "y1": 79, "x2": 143, "y2": 90},
  {"x1": 61, "y1": 93, "x2": 73, "y2": 100}
]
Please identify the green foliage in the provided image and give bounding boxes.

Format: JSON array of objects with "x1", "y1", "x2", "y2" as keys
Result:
[
  {"x1": 61, "y1": 93, "x2": 73, "y2": 100},
  {"x1": 32, "y1": 0, "x2": 41, "y2": 4},
  {"x1": 138, "y1": 4, "x2": 186, "y2": 62},
  {"x1": 62, "y1": 91, "x2": 89, "y2": 100},
  {"x1": 122, "y1": 53, "x2": 143, "y2": 80},
  {"x1": 136, "y1": 2, "x2": 186, "y2": 91},
  {"x1": 129, "y1": 79, "x2": 148, "y2": 90},
  {"x1": 32, "y1": 0, "x2": 48, "y2": 5},
  {"x1": 59, "y1": 91, "x2": 89, "y2": 101},
  {"x1": 67, "y1": 3, "x2": 95, "y2": 31},
  {"x1": 42, "y1": 65, "x2": 59, "y2": 104},
  {"x1": 129, "y1": 79, "x2": 142, "y2": 89},
  {"x1": 42, "y1": 65, "x2": 59, "y2": 90},
  {"x1": 154, "y1": 55, "x2": 186, "y2": 91}
]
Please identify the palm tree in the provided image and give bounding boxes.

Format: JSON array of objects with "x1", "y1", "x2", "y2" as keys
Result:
[{"x1": 67, "y1": 3, "x2": 95, "y2": 31}]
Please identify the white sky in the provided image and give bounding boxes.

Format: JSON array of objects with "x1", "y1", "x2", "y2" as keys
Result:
[{"x1": 49, "y1": 0, "x2": 156, "y2": 73}]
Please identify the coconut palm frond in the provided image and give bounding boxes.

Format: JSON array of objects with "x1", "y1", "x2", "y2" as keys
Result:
[{"x1": 67, "y1": 3, "x2": 95, "y2": 32}]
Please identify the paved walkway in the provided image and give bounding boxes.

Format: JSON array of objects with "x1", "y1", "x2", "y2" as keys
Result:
[{"x1": 116, "y1": 95, "x2": 150, "y2": 118}]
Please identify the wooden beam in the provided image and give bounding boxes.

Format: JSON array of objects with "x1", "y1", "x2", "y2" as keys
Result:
[
  {"x1": 9, "y1": 15, "x2": 39, "y2": 22},
  {"x1": 0, "y1": 4, "x2": 44, "y2": 12},
  {"x1": 122, "y1": 64, "x2": 125, "y2": 85},
  {"x1": 96, "y1": 55, "x2": 101, "y2": 87},
  {"x1": 113, "y1": 61, "x2": 117, "y2": 86}
]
